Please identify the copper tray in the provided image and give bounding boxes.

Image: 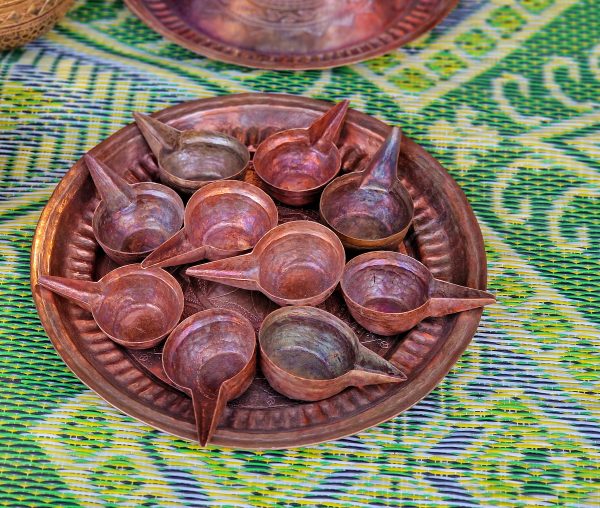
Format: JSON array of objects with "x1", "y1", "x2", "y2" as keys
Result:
[
  {"x1": 124, "y1": 0, "x2": 458, "y2": 70},
  {"x1": 31, "y1": 93, "x2": 487, "y2": 449}
]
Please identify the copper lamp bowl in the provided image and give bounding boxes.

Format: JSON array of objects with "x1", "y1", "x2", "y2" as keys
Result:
[
  {"x1": 341, "y1": 251, "x2": 496, "y2": 336},
  {"x1": 259, "y1": 307, "x2": 406, "y2": 402},
  {"x1": 320, "y1": 127, "x2": 414, "y2": 250},
  {"x1": 134, "y1": 112, "x2": 251, "y2": 194},
  {"x1": 142, "y1": 180, "x2": 278, "y2": 269},
  {"x1": 85, "y1": 155, "x2": 184, "y2": 265},
  {"x1": 37, "y1": 264, "x2": 184, "y2": 349},
  {"x1": 253, "y1": 101, "x2": 349, "y2": 206},
  {"x1": 162, "y1": 309, "x2": 256, "y2": 446},
  {"x1": 186, "y1": 220, "x2": 346, "y2": 307}
]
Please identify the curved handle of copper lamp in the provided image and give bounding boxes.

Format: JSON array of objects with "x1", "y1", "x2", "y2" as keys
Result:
[
  {"x1": 359, "y1": 127, "x2": 402, "y2": 192},
  {"x1": 428, "y1": 278, "x2": 496, "y2": 317},
  {"x1": 307, "y1": 100, "x2": 349, "y2": 146},
  {"x1": 84, "y1": 154, "x2": 136, "y2": 212},
  {"x1": 141, "y1": 229, "x2": 205, "y2": 269},
  {"x1": 37, "y1": 275, "x2": 102, "y2": 312}
]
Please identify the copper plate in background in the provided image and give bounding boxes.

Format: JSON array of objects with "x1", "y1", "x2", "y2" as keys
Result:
[
  {"x1": 123, "y1": 0, "x2": 458, "y2": 70},
  {"x1": 31, "y1": 93, "x2": 487, "y2": 449}
]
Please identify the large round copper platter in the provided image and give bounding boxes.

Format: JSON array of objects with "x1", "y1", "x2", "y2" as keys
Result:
[
  {"x1": 31, "y1": 93, "x2": 487, "y2": 449},
  {"x1": 124, "y1": 0, "x2": 458, "y2": 70}
]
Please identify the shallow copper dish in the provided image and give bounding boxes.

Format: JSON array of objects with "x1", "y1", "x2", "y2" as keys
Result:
[
  {"x1": 31, "y1": 93, "x2": 488, "y2": 449},
  {"x1": 123, "y1": 0, "x2": 458, "y2": 70}
]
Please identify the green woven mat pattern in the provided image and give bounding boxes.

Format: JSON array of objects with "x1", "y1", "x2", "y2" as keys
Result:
[{"x1": 0, "y1": 0, "x2": 598, "y2": 505}]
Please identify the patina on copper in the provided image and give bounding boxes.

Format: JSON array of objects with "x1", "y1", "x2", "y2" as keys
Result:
[
  {"x1": 253, "y1": 100, "x2": 349, "y2": 206},
  {"x1": 84, "y1": 154, "x2": 184, "y2": 265},
  {"x1": 31, "y1": 93, "x2": 491, "y2": 449},
  {"x1": 162, "y1": 309, "x2": 256, "y2": 446},
  {"x1": 142, "y1": 180, "x2": 278, "y2": 269},
  {"x1": 186, "y1": 220, "x2": 345, "y2": 306},
  {"x1": 134, "y1": 112, "x2": 250, "y2": 194},
  {"x1": 37, "y1": 264, "x2": 184, "y2": 349},
  {"x1": 341, "y1": 251, "x2": 496, "y2": 336},
  {"x1": 127, "y1": 274, "x2": 278, "y2": 390},
  {"x1": 320, "y1": 127, "x2": 414, "y2": 250},
  {"x1": 124, "y1": 0, "x2": 458, "y2": 70},
  {"x1": 259, "y1": 306, "x2": 406, "y2": 402}
]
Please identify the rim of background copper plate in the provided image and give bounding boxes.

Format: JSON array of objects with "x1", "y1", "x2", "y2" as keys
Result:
[
  {"x1": 123, "y1": 0, "x2": 458, "y2": 70},
  {"x1": 31, "y1": 93, "x2": 486, "y2": 449}
]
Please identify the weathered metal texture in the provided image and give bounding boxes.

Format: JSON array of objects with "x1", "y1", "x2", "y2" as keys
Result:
[
  {"x1": 142, "y1": 180, "x2": 278, "y2": 269},
  {"x1": 341, "y1": 251, "x2": 495, "y2": 336},
  {"x1": 124, "y1": 0, "x2": 458, "y2": 70},
  {"x1": 31, "y1": 93, "x2": 489, "y2": 449},
  {"x1": 162, "y1": 309, "x2": 256, "y2": 446}
]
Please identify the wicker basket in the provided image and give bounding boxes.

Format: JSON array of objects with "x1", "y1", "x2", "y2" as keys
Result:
[{"x1": 0, "y1": 0, "x2": 74, "y2": 50}]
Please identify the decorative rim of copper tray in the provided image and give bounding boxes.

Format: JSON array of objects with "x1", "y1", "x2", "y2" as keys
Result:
[
  {"x1": 31, "y1": 93, "x2": 487, "y2": 449},
  {"x1": 123, "y1": 0, "x2": 458, "y2": 70}
]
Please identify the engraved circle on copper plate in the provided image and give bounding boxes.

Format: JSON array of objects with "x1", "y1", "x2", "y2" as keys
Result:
[
  {"x1": 124, "y1": 0, "x2": 458, "y2": 69},
  {"x1": 212, "y1": 0, "x2": 372, "y2": 31},
  {"x1": 31, "y1": 94, "x2": 487, "y2": 448}
]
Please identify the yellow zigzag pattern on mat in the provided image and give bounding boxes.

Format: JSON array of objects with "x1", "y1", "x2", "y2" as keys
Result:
[
  {"x1": 356, "y1": 0, "x2": 578, "y2": 112},
  {"x1": 32, "y1": 218, "x2": 599, "y2": 506}
]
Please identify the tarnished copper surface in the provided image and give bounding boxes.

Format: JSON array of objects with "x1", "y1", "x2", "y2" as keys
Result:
[
  {"x1": 84, "y1": 154, "x2": 184, "y2": 265},
  {"x1": 142, "y1": 180, "x2": 278, "y2": 269},
  {"x1": 342, "y1": 251, "x2": 495, "y2": 336},
  {"x1": 126, "y1": 207, "x2": 325, "y2": 390},
  {"x1": 186, "y1": 220, "x2": 346, "y2": 306},
  {"x1": 162, "y1": 309, "x2": 256, "y2": 446},
  {"x1": 260, "y1": 307, "x2": 405, "y2": 402},
  {"x1": 124, "y1": 0, "x2": 458, "y2": 70},
  {"x1": 253, "y1": 101, "x2": 348, "y2": 206},
  {"x1": 127, "y1": 271, "x2": 277, "y2": 390},
  {"x1": 126, "y1": 270, "x2": 393, "y2": 392},
  {"x1": 31, "y1": 94, "x2": 489, "y2": 449},
  {"x1": 134, "y1": 112, "x2": 250, "y2": 194},
  {"x1": 320, "y1": 127, "x2": 414, "y2": 250},
  {"x1": 177, "y1": 271, "x2": 280, "y2": 330},
  {"x1": 37, "y1": 264, "x2": 184, "y2": 349}
]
